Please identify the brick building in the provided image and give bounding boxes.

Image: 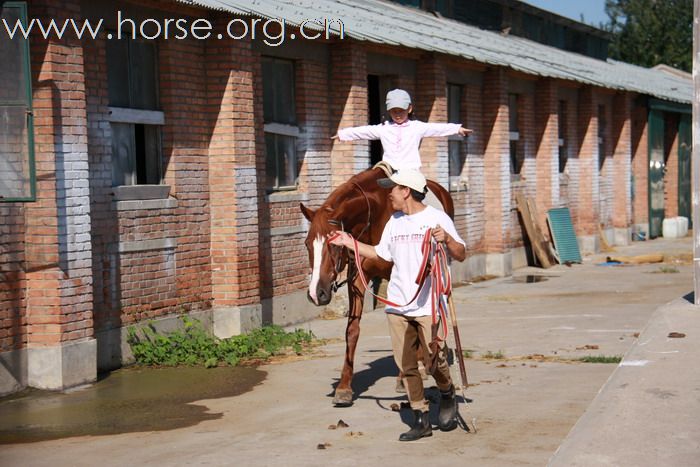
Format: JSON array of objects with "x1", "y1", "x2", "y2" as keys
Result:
[{"x1": 0, "y1": 0, "x2": 692, "y2": 394}]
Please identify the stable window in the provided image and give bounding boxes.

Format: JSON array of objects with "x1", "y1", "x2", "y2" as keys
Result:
[
  {"x1": 262, "y1": 57, "x2": 298, "y2": 190},
  {"x1": 107, "y1": 35, "x2": 163, "y2": 186},
  {"x1": 447, "y1": 83, "x2": 465, "y2": 190},
  {"x1": 558, "y1": 100, "x2": 568, "y2": 173},
  {"x1": 597, "y1": 104, "x2": 606, "y2": 170},
  {"x1": 0, "y1": 2, "x2": 35, "y2": 202},
  {"x1": 509, "y1": 93, "x2": 523, "y2": 176}
]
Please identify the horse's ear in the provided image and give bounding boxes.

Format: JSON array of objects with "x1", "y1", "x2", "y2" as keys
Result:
[{"x1": 300, "y1": 203, "x2": 316, "y2": 221}]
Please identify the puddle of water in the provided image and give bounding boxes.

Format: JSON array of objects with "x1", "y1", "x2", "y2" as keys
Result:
[
  {"x1": 0, "y1": 366, "x2": 265, "y2": 444},
  {"x1": 510, "y1": 275, "x2": 552, "y2": 284}
]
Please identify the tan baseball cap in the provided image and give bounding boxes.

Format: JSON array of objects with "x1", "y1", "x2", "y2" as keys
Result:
[{"x1": 378, "y1": 169, "x2": 427, "y2": 193}]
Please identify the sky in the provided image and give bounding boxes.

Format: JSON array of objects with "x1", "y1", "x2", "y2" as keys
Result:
[{"x1": 523, "y1": 0, "x2": 609, "y2": 27}]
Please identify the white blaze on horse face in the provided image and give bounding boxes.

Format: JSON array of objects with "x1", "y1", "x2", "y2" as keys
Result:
[{"x1": 309, "y1": 235, "x2": 324, "y2": 304}]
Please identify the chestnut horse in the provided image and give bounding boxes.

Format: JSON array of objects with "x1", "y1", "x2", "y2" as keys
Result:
[{"x1": 300, "y1": 167, "x2": 454, "y2": 406}]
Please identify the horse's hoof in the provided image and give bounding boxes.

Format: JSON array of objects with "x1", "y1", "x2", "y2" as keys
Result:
[{"x1": 333, "y1": 389, "x2": 353, "y2": 407}]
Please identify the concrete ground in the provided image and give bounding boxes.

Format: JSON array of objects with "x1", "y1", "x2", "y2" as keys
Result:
[{"x1": 0, "y1": 236, "x2": 694, "y2": 467}]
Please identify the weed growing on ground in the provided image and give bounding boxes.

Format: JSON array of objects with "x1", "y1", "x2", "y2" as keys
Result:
[
  {"x1": 653, "y1": 266, "x2": 680, "y2": 274},
  {"x1": 127, "y1": 316, "x2": 315, "y2": 368},
  {"x1": 575, "y1": 355, "x2": 622, "y2": 364},
  {"x1": 462, "y1": 349, "x2": 475, "y2": 359},
  {"x1": 482, "y1": 350, "x2": 505, "y2": 359}
]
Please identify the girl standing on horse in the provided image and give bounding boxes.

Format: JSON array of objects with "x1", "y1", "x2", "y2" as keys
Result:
[{"x1": 331, "y1": 89, "x2": 472, "y2": 171}]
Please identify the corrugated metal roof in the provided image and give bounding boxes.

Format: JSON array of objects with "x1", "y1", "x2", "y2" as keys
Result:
[{"x1": 178, "y1": 0, "x2": 691, "y2": 104}]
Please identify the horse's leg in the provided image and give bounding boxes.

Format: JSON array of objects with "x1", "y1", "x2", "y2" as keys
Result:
[{"x1": 332, "y1": 272, "x2": 366, "y2": 406}]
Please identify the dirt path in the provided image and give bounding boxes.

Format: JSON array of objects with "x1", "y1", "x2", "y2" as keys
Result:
[{"x1": 0, "y1": 238, "x2": 692, "y2": 467}]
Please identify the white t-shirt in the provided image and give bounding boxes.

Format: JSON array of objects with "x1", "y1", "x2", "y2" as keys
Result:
[
  {"x1": 374, "y1": 206, "x2": 465, "y2": 317},
  {"x1": 337, "y1": 120, "x2": 462, "y2": 170}
]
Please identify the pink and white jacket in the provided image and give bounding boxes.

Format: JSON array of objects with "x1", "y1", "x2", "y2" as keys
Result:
[{"x1": 337, "y1": 120, "x2": 462, "y2": 170}]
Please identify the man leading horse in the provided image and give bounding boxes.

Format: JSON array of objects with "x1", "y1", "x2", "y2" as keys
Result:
[{"x1": 329, "y1": 169, "x2": 466, "y2": 441}]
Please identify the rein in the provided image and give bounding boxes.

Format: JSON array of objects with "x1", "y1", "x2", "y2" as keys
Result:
[
  {"x1": 325, "y1": 181, "x2": 373, "y2": 293},
  {"x1": 328, "y1": 228, "x2": 452, "y2": 343}
]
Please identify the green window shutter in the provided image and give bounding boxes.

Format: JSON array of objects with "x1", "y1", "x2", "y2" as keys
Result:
[
  {"x1": 0, "y1": 2, "x2": 36, "y2": 202},
  {"x1": 547, "y1": 207, "x2": 582, "y2": 264}
]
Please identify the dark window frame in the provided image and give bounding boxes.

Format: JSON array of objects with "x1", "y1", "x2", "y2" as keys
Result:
[
  {"x1": 0, "y1": 2, "x2": 36, "y2": 202},
  {"x1": 106, "y1": 31, "x2": 163, "y2": 187},
  {"x1": 558, "y1": 99, "x2": 568, "y2": 174},
  {"x1": 447, "y1": 83, "x2": 466, "y2": 191},
  {"x1": 262, "y1": 56, "x2": 299, "y2": 191},
  {"x1": 508, "y1": 93, "x2": 523, "y2": 177}
]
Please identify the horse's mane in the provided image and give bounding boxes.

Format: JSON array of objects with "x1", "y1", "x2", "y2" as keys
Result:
[{"x1": 321, "y1": 168, "x2": 382, "y2": 210}]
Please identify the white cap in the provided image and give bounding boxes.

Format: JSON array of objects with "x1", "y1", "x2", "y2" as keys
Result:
[
  {"x1": 378, "y1": 169, "x2": 427, "y2": 193},
  {"x1": 385, "y1": 89, "x2": 411, "y2": 110}
]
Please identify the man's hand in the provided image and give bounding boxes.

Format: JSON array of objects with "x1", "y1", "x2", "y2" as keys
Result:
[
  {"x1": 458, "y1": 127, "x2": 473, "y2": 137},
  {"x1": 432, "y1": 224, "x2": 467, "y2": 261},
  {"x1": 329, "y1": 230, "x2": 350, "y2": 247},
  {"x1": 432, "y1": 224, "x2": 449, "y2": 243}
]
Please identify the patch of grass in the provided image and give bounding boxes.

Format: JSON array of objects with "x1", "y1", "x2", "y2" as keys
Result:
[
  {"x1": 482, "y1": 350, "x2": 505, "y2": 360},
  {"x1": 462, "y1": 349, "x2": 475, "y2": 359},
  {"x1": 575, "y1": 355, "x2": 622, "y2": 364},
  {"x1": 127, "y1": 316, "x2": 316, "y2": 368},
  {"x1": 653, "y1": 266, "x2": 680, "y2": 274}
]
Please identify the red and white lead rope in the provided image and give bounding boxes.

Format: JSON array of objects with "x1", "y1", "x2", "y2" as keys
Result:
[{"x1": 328, "y1": 229, "x2": 452, "y2": 342}]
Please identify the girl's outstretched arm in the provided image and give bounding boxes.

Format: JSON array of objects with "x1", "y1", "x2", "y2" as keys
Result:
[
  {"x1": 335, "y1": 124, "x2": 383, "y2": 141},
  {"x1": 420, "y1": 121, "x2": 473, "y2": 138}
]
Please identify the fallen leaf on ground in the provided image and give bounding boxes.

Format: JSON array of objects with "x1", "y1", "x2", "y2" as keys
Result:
[
  {"x1": 336, "y1": 419, "x2": 349, "y2": 428},
  {"x1": 390, "y1": 403, "x2": 400, "y2": 412},
  {"x1": 576, "y1": 345, "x2": 599, "y2": 350},
  {"x1": 668, "y1": 332, "x2": 686, "y2": 338},
  {"x1": 317, "y1": 443, "x2": 331, "y2": 449}
]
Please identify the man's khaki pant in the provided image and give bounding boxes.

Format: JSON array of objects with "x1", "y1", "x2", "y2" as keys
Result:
[{"x1": 387, "y1": 312, "x2": 452, "y2": 412}]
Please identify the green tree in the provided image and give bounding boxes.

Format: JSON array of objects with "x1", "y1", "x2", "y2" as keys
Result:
[{"x1": 605, "y1": 0, "x2": 692, "y2": 72}]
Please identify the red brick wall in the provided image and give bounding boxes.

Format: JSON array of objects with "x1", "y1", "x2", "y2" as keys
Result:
[
  {"x1": 598, "y1": 97, "x2": 614, "y2": 228},
  {"x1": 415, "y1": 54, "x2": 448, "y2": 183},
  {"x1": 575, "y1": 86, "x2": 599, "y2": 236},
  {"x1": 534, "y1": 79, "x2": 559, "y2": 237},
  {"x1": 464, "y1": 83, "x2": 486, "y2": 252},
  {"x1": 0, "y1": 205, "x2": 26, "y2": 352},
  {"x1": 330, "y1": 42, "x2": 369, "y2": 188},
  {"x1": 631, "y1": 100, "x2": 648, "y2": 226},
  {"x1": 559, "y1": 89, "x2": 580, "y2": 222},
  {"x1": 612, "y1": 93, "x2": 632, "y2": 229},
  {"x1": 207, "y1": 18, "x2": 262, "y2": 307},
  {"x1": 84, "y1": 5, "x2": 213, "y2": 333},
  {"x1": 23, "y1": 0, "x2": 94, "y2": 346},
  {"x1": 482, "y1": 68, "x2": 510, "y2": 253}
]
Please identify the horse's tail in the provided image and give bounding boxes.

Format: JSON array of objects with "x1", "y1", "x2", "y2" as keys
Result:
[{"x1": 426, "y1": 180, "x2": 455, "y2": 220}]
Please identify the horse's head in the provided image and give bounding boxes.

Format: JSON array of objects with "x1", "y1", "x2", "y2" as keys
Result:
[{"x1": 300, "y1": 202, "x2": 349, "y2": 306}]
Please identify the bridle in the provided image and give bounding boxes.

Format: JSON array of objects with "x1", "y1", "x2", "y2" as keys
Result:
[{"x1": 324, "y1": 181, "x2": 372, "y2": 293}]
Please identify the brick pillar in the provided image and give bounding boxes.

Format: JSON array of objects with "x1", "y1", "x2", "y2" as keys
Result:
[
  {"x1": 206, "y1": 26, "x2": 262, "y2": 336},
  {"x1": 465, "y1": 83, "x2": 486, "y2": 252},
  {"x1": 24, "y1": 0, "x2": 95, "y2": 390},
  {"x1": 631, "y1": 99, "x2": 649, "y2": 233},
  {"x1": 415, "y1": 54, "x2": 448, "y2": 184},
  {"x1": 612, "y1": 93, "x2": 633, "y2": 244},
  {"x1": 297, "y1": 59, "x2": 332, "y2": 204},
  {"x1": 330, "y1": 42, "x2": 368, "y2": 188},
  {"x1": 575, "y1": 86, "x2": 600, "y2": 253},
  {"x1": 482, "y1": 68, "x2": 511, "y2": 275},
  {"x1": 535, "y1": 79, "x2": 560, "y2": 235}
]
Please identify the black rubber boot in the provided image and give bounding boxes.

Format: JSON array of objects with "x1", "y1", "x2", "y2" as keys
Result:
[
  {"x1": 438, "y1": 385, "x2": 458, "y2": 431},
  {"x1": 399, "y1": 410, "x2": 432, "y2": 441}
]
